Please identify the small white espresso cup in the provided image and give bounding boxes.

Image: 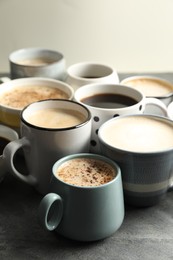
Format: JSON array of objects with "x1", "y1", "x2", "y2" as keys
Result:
[
  {"x1": 9, "y1": 47, "x2": 66, "y2": 80},
  {"x1": 65, "y1": 61, "x2": 119, "y2": 91},
  {"x1": 74, "y1": 83, "x2": 168, "y2": 153},
  {"x1": 3, "y1": 99, "x2": 92, "y2": 194}
]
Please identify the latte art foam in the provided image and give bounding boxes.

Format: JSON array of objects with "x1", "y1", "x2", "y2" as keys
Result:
[{"x1": 100, "y1": 116, "x2": 173, "y2": 153}]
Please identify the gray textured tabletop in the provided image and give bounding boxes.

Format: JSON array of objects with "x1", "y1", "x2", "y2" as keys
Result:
[{"x1": 0, "y1": 73, "x2": 173, "y2": 260}]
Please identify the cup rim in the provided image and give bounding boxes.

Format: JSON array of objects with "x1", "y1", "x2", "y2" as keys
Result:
[
  {"x1": 0, "y1": 77, "x2": 74, "y2": 112},
  {"x1": 9, "y1": 47, "x2": 64, "y2": 66},
  {"x1": 21, "y1": 99, "x2": 92, "y2": 131},
  {"x1": 74, "y1": 83, "x2": 144, "y2": 111},
  {"x1": 120, "y1": 75, "x2": 173, "y2": 99},
  {"x1": 52, "y1": 153, "x2": 121, "y2": 189},
  {"x1": 67, "y1": 62, "x2": 115, "y2": 80},
  {"x1": 98, "y1": 114, "x2": 173, "y2": 155}
]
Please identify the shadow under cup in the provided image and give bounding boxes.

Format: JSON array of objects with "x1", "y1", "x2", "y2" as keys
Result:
[{"x1": 98, "y1": 114, "x2": 173, "y2": 207}]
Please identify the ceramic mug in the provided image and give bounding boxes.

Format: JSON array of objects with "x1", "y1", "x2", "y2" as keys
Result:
[
  {"x1": 120, "y1": 75, "x2": 173, "y2": 106},
  {"x1": 98, "y1": 114, "x2": 173, "y2": 207},
  {"x1": 3, "y1": 100, "x2": 92, "y2": 194},
  {"x1": 0, "y1": 77, "x2": 74, "y2": 131},
  {"x1": 74, "y1": 83, "x2": 168, "y2": 153},
  {"x1": 9, "y1": 47, "x2": 66, "y2": 80},
  {"x1": 38, "y1": 153, "x2": 124, "y2": 241},
  {"x1": 65, "y1": 61, "x2": 119, "y2": 91}
]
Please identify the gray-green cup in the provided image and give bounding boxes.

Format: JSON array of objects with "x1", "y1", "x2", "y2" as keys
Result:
[{"x1": 38, "y1": 153, "x2": 124, "y2": 242}]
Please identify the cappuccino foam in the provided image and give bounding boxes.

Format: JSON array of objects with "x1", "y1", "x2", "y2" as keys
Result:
[
  {"x1": 25, "y1": 108, "x2": 86, "y2": 128},
  {"x1": 56, "y1": 158, "x2": 115, "y2": 187},
  {"x1": 100, "y1": 116, "x2": 173, "y2": 153},
  {"x1": 124, "y1": 78, "x2": 173, "y2": 97},
  {"x1": 0, "y1": 85, "x2": 68, "y2": 109}
]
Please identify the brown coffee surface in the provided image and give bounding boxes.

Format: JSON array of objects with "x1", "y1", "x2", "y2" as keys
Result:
[
  {"x1": 81, "y1": 93, "x2": 137, "y2": 109},
  {"x1": 0, "y1": 86, "x2": 68, "y2": 109},
  {"x1": 56, "y1": 158, "x2": 116, "y2": 187}
]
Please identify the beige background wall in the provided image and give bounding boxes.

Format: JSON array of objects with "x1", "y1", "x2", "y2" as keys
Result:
[{"x1": 0, "y1": 0, "x2": 173, "y2": 73}]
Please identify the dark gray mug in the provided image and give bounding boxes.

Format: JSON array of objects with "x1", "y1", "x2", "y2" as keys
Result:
[
  {"x1": 98, "y1": 114, "x2": 173, "y2": 207},
  {"x1": 38, "y1": 153, "x2": 124, "y2": 241}
]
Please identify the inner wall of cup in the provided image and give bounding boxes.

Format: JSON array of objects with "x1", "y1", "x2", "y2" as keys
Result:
[
  {"x1": 22, "y1": 100, "x2": 91, "y2": 126},
  {"x1": 69, "y1": 63, "x2": 113, "y2": 78},
  {"x1": 10, "y1": 48, "x2": 63, "y2": 64}
]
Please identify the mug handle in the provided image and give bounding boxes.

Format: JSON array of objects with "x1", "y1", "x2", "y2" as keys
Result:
[
  {"x1": 3, "y1": 137, "x2": 37, "y2": 185},
  {"x1": 38, "y1": 193, "x2": 63, "y2": 231},
  {"x1": 144, "y1": 97, "x2": 168, "y2": 117}
]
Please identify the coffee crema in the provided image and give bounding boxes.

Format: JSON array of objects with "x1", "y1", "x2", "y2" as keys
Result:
[
  {"x1": 123, "y1": 78, "x2": 173, "y2": 97},
  {"x1": 25, "y1": 108, "x2": 86, "y2": 128},
  {"x1": 0, "y1": 85, "x2": 68, "y2": 109},
  {"x1": 56, "y1": 158, "x2": 116, "y2": 187},
  {"x1": 16, "y1": 57, "x2": 55, "y2": 66},
  {"x1": 81, "y1": 93, "x2": 137, "y2": 109},
  {"x1": 100, "y1": 116, "x2": 173, "y2": 153}
]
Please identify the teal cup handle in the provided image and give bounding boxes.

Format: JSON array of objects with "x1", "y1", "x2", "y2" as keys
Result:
[{"x1": 39, "y1": 193, "x2": 63, "y2": 231}]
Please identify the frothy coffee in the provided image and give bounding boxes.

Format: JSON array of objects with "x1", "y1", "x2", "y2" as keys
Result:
[
  {"x1": 123, "y1": 78, "x2": 173, "y2": 97},
  {"x1": 56, "y1": 158, "x2": 116, "y2": 187},
  {"x1": 25, "y1": 108, "x2": 86, "y2": 128},
  {"x1": 100, "y1": 116, "x2": 173, "y2": 153},
  {"x1": 0, "y1": 85, "x2": 68, "y2": 109},
  {"x1": 16, "y1": 57, "x2": 55, "y2": 66}
]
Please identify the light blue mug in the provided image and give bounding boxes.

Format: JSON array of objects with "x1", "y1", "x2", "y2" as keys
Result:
[{"x1": 38, "y1": 153, "x2": 124, "y2": 242}]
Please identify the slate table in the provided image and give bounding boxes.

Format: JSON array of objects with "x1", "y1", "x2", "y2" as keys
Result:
[{"x1": 0, "y1": 72, "x2": 173, "y2": 260}]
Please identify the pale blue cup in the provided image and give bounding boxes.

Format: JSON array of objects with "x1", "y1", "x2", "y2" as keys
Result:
[{"x1": 38, "y1": 153, "x2": 124, "y2": 242}]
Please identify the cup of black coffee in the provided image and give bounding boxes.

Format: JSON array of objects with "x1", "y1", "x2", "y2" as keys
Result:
[{"x1": 74, "y1": 83, "x2": 168, "y2": 153}]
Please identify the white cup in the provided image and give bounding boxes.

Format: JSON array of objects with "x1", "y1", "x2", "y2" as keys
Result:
[
  {"x1": 65, "y1": 62, "x2": 119, "y2": 91},
  {"x1": 3, "y1": 99, "x2": 92, "y2": 194},
  {"x1": 9, "y1": 47, "x2": 66, "y2": 80},
  {"x1": 74, "y1": 83, "x2": 168, "y2": 153}
]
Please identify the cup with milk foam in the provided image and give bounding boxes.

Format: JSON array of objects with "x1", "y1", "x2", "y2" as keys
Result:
[
  {"x1": 3, "y1": 99, "x2": 92, "y2": 194},
  {"x1": 98, "y1": 114, "x2": 173, "y2": 207}
]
